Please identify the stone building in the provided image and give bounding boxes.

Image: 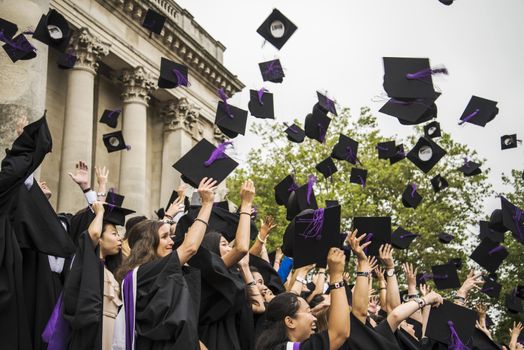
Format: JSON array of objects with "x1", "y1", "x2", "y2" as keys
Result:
[{"x1": 0, "y1": 0, "x2": 244, "y2": 216}]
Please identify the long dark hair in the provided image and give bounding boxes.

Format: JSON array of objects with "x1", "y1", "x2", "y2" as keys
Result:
[
  {"x1": 255, "y1": 292, "x2": 300, "y2": 350},
  {"x1": 200, "y1": 231, "x2": 222, "y2": 256},
  {"x1": 115, "y1": 220, "x2": 166, "y2": 282},
  {"x1": 102, "y1": 222, "x2": 122, "y2": 274}
]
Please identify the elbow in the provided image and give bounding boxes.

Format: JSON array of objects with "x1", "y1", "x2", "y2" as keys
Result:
[
  {"x1": 387, "y1": 310, "x2": 402, "y2": 330},
  {"x1": 352, "y1": 308, "x2": 367, "y2": 321},
  {"x1": 182, "y1": 241, "x2": 199, "y2": 259},
  {"x1": 235, "y1": 245, "x2": 249, "y2": 257}
]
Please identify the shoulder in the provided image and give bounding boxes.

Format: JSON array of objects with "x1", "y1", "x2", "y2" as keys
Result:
[{"x1": 285, "y1": 331, "x2": 330, "y2": 350}]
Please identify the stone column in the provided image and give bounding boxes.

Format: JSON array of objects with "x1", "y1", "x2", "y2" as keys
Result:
[
  {"x1": 57, "y1": 28, "x2": 110, "y2": 213},
  {"x1": 159, "y1": 97, "x2": 203, "y2": 206},
  {"x1": 118, "y1": 67, "x2": 156, "y2": 215},
  {"x1": 0, "y1": 0, "x2": 49, "y2": 152}
]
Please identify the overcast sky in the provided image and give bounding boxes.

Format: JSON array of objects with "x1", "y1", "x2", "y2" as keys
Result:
[{"x1": 176, "y1": 0, "x2": 524, "y2": 212}]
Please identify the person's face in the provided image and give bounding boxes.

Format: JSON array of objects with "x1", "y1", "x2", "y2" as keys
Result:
[
  {"x1": 252, "y1": 271, "x2": 269, "y2": 296},
  {"x1": 99, "y1": 223, "x2": 122, "y2": 257},
  {"x1": 285, "y1": 297, "x2": 317, "y2": 342},
  {"x1": 38, "y1": 181, "x2": 52, "y2": 199},
  {"x1": 219, "y1": 236, "x2": 231, "y2": 257},
  {"x1": 156, "y1": 223, "x2": 174, "y2": 257}
]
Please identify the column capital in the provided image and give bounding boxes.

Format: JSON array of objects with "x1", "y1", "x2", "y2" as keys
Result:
[
  {"x1": 162, "y1": 97, "x2": 203, "y2": 138},
  {"x1": 120, "y1": 66, "x2": 157, "y2": 106},
  {"x1": 69, "y1": 27, "x2": 111, "y2": 74}
]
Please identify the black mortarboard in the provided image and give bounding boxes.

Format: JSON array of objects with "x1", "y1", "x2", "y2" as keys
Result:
[
  {"x1": 331, "y1": 134, "x2": 359, "y2": 164},
  {"x1": 315, "y1": 157, "x2": 338, "y2": 179},
  {"x1": 274, "y1": 175, "x2": 298, "y2": 206},
  {"x1": 470, "y1": 239, "x2": 508, "y2": 273},
  {"x1": 500, "y1": 196, "x2": 524, "y2": 244},
  {"x1": 103, "y1": 131, "x2": 129, "y2": 153},
  {"x1": 142, "y1": 9, "x2": 166, "y2": 35},
  {"x1": 383, "y1": 57, "x2": 440, "y2": 99},
  {"x1": 479, "y1": 220, "x2": 505, "y2": 243},
  {"x1": 506, "y1": 291, "x2": 523, "y2": 314},
  {"x1": 379, "y1": 94, "x2": 439, "y2": 125},
  {"x1": 448, "y1": 258, "x2": 462, "y2": 270},
  {"x1": 172, "y1": 138, "x2": 238, "y2": 188},
  {"x1": 349, "y1": 168, "x2": 367, "y2": 188},
  {"x1": 282, "y1": 220, "x2": 295, "y2": 257},
  {"x1": 256, "y1": 9, "x2": 297, "y2": 50},
  {"x1": 430, "y1": 263, "x2": 461, "y2": 290},
  {"x1": 249, "y1": 254, "x2": 285, "y2": 295},
  {"x1": 407, "y1": 136, "x2": 447, "y2": 174},
  {"x1": 501, "y1": 134, "x2": 518, "y2": 150},
  {"x1": 480, "y1": 276, "x2": 502, "y2": 298},
  {"x1": 316, "y1": 91, "x2": 338, "y2": 116},
  {"x1": 103, "y1": 192, "x2": 135, "y2": 226},
  {"x1": 284, "y1": 123, "x2": 305, "y2": 143},
  {"x1": 304, "y1": 105, "x2": 331, "y2": 143},
  {"x1": 33, "y1": 9, "x2": 72, "y2": 52},
  {"x1": 106, "y1": 191, "x2": 124, "y2": 207},
  {"x1": 259, "y1": 59, "x2": 285, "y2": 83},
  {"x1": 286, "y1": 181, "x2": 318, "y2": 221},
  {"x1": 402, "y1": 183, "x2": 423, "y2": 209},
  {"x1": 439, "y1": 0, "x2": 454, "y2": 5},
  {"x1": 458, "y1": 96, "x2": 499, "y2": 127},
  {"x1": 99, "y1": 109, "x2": 121, "y2": 128},
  {"x1": 351, "y1": 216, "x2": 391, "y2": 257},
  {"x1": 57, "y1": 50, "x2": 77, "y2": 69},
  {"x1": 430, "y1": 174, "x2": 449, "y2": 192},
  {"x1": 391, "y1": 227, "x2": 418, "y2": 249},
  {"x1": 424, "y1": 121, "x2": 442, "y2": 138},
  {"x1": 0, "y1": 17, "x2": 18, "y2": 40},
  {"x1": 293, "y1": 205, "x2": 341, "y2": 268},
  {"x1": 426, "y1": 300, "x2": 477, "y2": 346},
  {"x1": 158, "y1": 57, "x2": 190, "y2": 89},
  {"x1": 517, "y1": 285, "x2": 524, "y2": 299},
  {"x1": 2, "y1": 34, "x2": 36, "y2": 62},
  {"x1": 438, "y1": 232, "x2": 454, "y2": 244},
  {"x1": 458, "y1": 160, "x2": 482, "y2": 177},
  {"x1": 215, "y1": 101, "x2": 248, "y2": 138},
  {"x1": 248, "y1": 89, "x2": 274, "y2": 119},
  {"x1": 214, "y1": 200, "x2": 230, "y2": 212},
  {"x1": 489, "y1": 209, "x2": 507, "y2": 233},
  {"x1": 376, "y1": 141, "x2": 397, "y2": 159},
  {"x1": 472, "y1": 328, "x2": 503, "y2": 350},
  {"x1": 389, "y1": 144, "x2": 406, "y2": 165},
  {"x1": 326, "y1": 200, "x2": 339, "y2": 208}
]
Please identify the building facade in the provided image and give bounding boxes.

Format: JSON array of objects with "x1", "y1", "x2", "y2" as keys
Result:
[{"x1": 0, "y1": 0, "x2": 244, "y2": 217}]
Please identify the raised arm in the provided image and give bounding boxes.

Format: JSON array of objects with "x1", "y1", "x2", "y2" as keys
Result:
[
  {"x1": 327, "y1": 248, "x2": 351, "y2": 350},
  {"x1": 222, "y1": 180, "x2": 255, "y2": 268},
  {"x1": 375, "y1": 266, "x2": 387, "y2": 312},
  {"x1": 238, "y1": 254, "x2": 266, "y2": 314},
  {"x1": 306, "y1": 267, "x2": 326, "y2": 304},
  {"x1": 386, "y1": 291, "x2": 443, "y2": 332},
  {"x1": 95, "y1": 165, "x2": 109, "y2": 201},
  {"x1": 403, "y1": 262, "x2": 422, "y2": 322},
  {"x1": 249, "y1": 215, "x2": 276, "y2": 258},
  {"x1": 87, "y1": 201, "x2": 105, "y2": 247},
  {"x1": 348, "y1": 229, "x2": 373, "y2": 323},
  {"x1": 176, "y1": 177, "x2": 217, "y2": 265},
  {"x1": 454, "y1": 269, "x2": 484, "y2": 306},
  {"x1": 379, "y1": 244, "x2": 400, "y2": 313},
  {"x1": 289, "y1": 264, "x2": 315, "y2": 295}
]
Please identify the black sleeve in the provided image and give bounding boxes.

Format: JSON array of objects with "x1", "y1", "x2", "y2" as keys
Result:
[{"x1": 289, "y1": 331, "x2": 330, "y2": 350}]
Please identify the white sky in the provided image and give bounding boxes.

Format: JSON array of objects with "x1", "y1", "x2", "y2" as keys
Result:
[{"x1": 176, "y1": 0, "x2": 524, "y2": 212}]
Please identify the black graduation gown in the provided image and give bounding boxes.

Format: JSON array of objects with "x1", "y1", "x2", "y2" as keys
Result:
[
  {"x1": 273, "y1": 331, "x2": 330, "y2": 350},
  {"x1": 134, "y1": 251, "x2": 201, "y2": 349},
  {"x1": 0, "y1": 116, "x2": 76, "y2": 350},
  {"x1": 471, "y1": 328, "x2": 501, "y2": 350},
  {"x1": 340, "y1": 314, "x2": 401, "y2": 350},
  {"x1": 397, "y1": 328, "x2": 422, "y2": 350}
]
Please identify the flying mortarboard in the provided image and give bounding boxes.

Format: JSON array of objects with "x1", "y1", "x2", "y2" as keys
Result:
[
  {"x1": 103, "y1": 131, "x2": 129, "y2": 153},
  {"x1": 274, "y1": 175, "x2": 298, "y2": 206},
  {"x1": 379, "y1": 94, "x2": 440, "y2": 125},
  {"x1": 391, "y1": 227, "x2": 419, "y2": 249},
  {"x1": 351, "y1": 216, "x2": 391, "y2": 257},
  {"x1": 304, "y1": 105, "x2": 331, "y2": 143},
  {"x1": 376, "y1": 141, "x2": 397, "y2": 159},
  {"x1": 506, "y1": 291, "x2": 523, "y2": 314},
  {"x1": 458, "y1": 159, "x2": 482, "y2": 177},
  {"x1": 286, "y1": 178, "x2": 318, "y2": 221},
  {"x1": 438, "y1": 232, "x2": 454, "y2": 244},
  {"x1": 350, "y1": 168, "x2": 367, "y2": 188},
  {"x1": 424, "y1": 121, "x2": 442, "y2": 138},
  {"x1": 480, "y1": 275, "x2": 502, "y2": 298},
  {"x1": 103, "y1": 191, "x2": 136, "y2": 226},
  {"x1": 407, "y1": 137, "x2": 447, "y2": 174},
  {"x1": 256, "y1": 9, "x2": 297, "y2": 50},
  {"x1": 389, "y1": 144, "x2": 406, "y2": 165},
  {"x1": 316, "y1": 91, "x2": 338, "y2": 116},
  {"x1": 2, "y1": 33, "x2": 36, "y2": 62},
  {"x1": 315, "y1": 157, "x2": 338, "y2": 179},
  {"x1": 458, "y1": 96, "x2": 499, "y2": 127},
  {"x1": 33, "y1": 9, "x2": 72, "y2": 52},
  {"x1": 99, "y1": 108, "x2": 121, "y2": 128},
  {"x1": 142, "y1": 9, "x2": 166, "y2": 35},
  {"x1": 248, "y1": 88, "x2": 274, "y2": 119},
  {"x1": 331, "y1": 134, "x2": 359, "y2": 164},
  {"x1": 0, "y1": 17, "x2": 18, "y2": 40},
  {"x1": 470, "y1": 239, "x2": 508, "y2": 273},
  {"x1": 479, "y1": 220, "x2": 505, "y2": 243},
  {"x1": 259, "y1": 59, "x2": 285, "y2": 83},
  {"x1": 158, "y1": 57, "x2": 190, "y2": 89},
  {"x1": 430, "y1": 174, "x2": 449, "y2": 192},
  {"x1": 430, "y1": 263, "x2": 461, "y2": 290},
  {"x1": 426, "y1": 300, "x2": 477, "y2": 346},
  {"x1": 215, "y1": 99, "x2": 248, "y2": 139},
  {"x1": 402, "y1": 183, "x2": 423, "y2": 209},
  {"x1": 284, "y1": 123, "x2": 305, "y2": 143},
  {"x1": 500, "y1": 196, "x2": 524, "y2": 244},
  {"x1": 501, "y1": 134, "x2": 518, "y2": 150},
  {"x1": 488, "y1": 208, "x2": 507, "y2": 233},
  {"x1": 57, "y1": 50, "x2": 77, "y2": 69}
]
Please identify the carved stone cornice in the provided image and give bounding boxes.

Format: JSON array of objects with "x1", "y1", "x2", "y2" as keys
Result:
[
  {"x1": 120, "y1": 66, "x2": 157, "y2": 105},
  {"x1": 69, "y1": 27, "x2": 111, "y2": 74},
  {"x1": 162, "y1": 97, "x2": 203, "y2": 139}
]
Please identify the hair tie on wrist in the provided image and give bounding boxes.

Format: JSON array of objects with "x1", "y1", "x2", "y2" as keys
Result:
[
  {"x1": 239, "y1": 211, "x2": 251, "y2": 216},
  {"x1": 257, "y1": 234, "x2": 267, "y2": 244},
  {"x1": 194, "y1": 218, "x2": 208, "y2": 227}
]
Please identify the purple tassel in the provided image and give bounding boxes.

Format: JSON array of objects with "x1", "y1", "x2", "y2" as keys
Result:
[
  {"x1": 458, "y1": 109, "x2": 480, "y2": 125},
  {"x1": 172, "y1": 69, "x2": 190, "y2": 87},
  {"x1": 433, "y1": 274, "x2": 449, "y2": 279},
  {"x1": 488, "y1": 245, "x2": 506, "y2": 255},
  {"x1": 481, "y1": 287, "x2": 494, "y2": 293},
  {"x1": 419, "y1": 273, "x2": 448, "y2": 282},
  {"x1": 257, "y1": 87, "x2": 268, "y2": 105},
  {"x1": 296, "y1": 208, "x2": 325, "y2": 240},
  {"x1": 288, "y1": 182, "x2": 299, "y2": 192},
  {"x1": 251, "y1": 206, "x2": 258, "y2": 219},
  {"x1": 406, "y1": 66, "x2": 448, "y2": 80},
  {"x1": 411, "y1": 183, "x2": 417, "y2": 198},
  {"x1": 317, "y1": 123, "x2": 327, "y2": 143},
  {"x1": 123, "y1": 271, "x2": 135, "y2": 350},
  {"x1": 400, "y1": 233, "x2": 419, "y2": 239},
  {"x1": 306, "y1": 175, "x2": 317, "y2": 205},
  {"x1": 263, "y1": 60, "x2": 283, "y2": 76},
  {"x1": 0, "y1": 31, "x2": 35, "y2": 53},
  {"x1": 376, "y1": 145, "x2": 389, "y2": 151},
  {"x1": 346, "y1": 146, "x2": 357, "y2": 163},
  {"x1": 217, "y1": 88, "x2": 234, "y2": 118},
  {"x1": 107, "y1": 189, "x2": 117, "y2": 213},
  {"x1": 125, "y1": 144, "x2": 132, "y2": 151},
  {"x1": 358, "y1": 175, "x2": 366, "y2": 188},
  {"x1": 447, "y1": 321, "x2": 471, "y2": 350},
  {"x1": 108, "y1": 108, "x2": 122, "y2": 118},
  {"x1": 363, "y1": 232, "x2": 374, "y2": 255},
  {"x1": 204, "y1": 141, "x2": 233, "y2": 167},
  {"x1": 418, "y1": 274, "x2": 432, "y2": 283},
  {"x1": 41, "y1": 293, "x2": 70, "y2": 350}
]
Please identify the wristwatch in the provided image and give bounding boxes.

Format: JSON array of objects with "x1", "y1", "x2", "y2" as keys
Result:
[
  {"x1": 385, "y1": 269, "x2": 395, "y2": 277},
  {"x1": 295, "y1": 277, "x2": 307, "y2": 285},
  {"x1": 413, "y1": 297, "x2": 427, "y2": 309},
  {"x1": 329, "y1": 281, "x2": 345, "y2": 290}
]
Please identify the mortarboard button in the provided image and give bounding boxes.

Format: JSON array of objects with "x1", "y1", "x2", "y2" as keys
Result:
[
  {"x1": 391, "y1": 227, "x2": 419, "y2": 250},
  {"x1": 458, "y1": 96, "x2": 499, "y2": 127},
  {"x1": 350, "y1": 168, "x2": 367, "y2": 188},
  {"x1": 424, "y1": 121, "x2": 441, "y2": 138},
  {"x1": 488, "y1": 208, "x2": 507, "y2": 233},
  {"x1": 158, "y1": 57, "x2": 190, "y2": 89},
  {"x1": 316, "y1": 91, "x2": 337, "y2": 116},
  {"x1": 426, "y1": 300, "x2": 477, "y2": 346},
  {"x1": 315, "y1": 157, "x2": 338, "y2": 179},
  {"x1": 248, "y1": 88, "x2": 274, "y2": 119},
  {"x1": 506, "y1": 291, "x2": 523, "y2": 314},
  {"x1": 501, "y1": 134, "x2": 518, "y2": 150},
  {"x1": 214, "y1": 89, "x2": 248, "y2": 138},
  {"x1": 331, "y1": 134, "x2": 359, "y2": 164},
  {"x1": 99, "y1": 108, "x2": 121, "y2": 128},
  {"x1": 430, "y1": 263, "x2": 461, "y2": 290},
  {"x1": 172, "y1": 138, "x2": 238, "y2": 188},
  {"x1": 57, "y1": 50, "x2": 77, "y2": 69},
  {"x1": 430, "y1": 174, "x2": 449, "y2": 193},
  {"x1": 256, "y1": 9, "x2": 297, "y2": 50},
  {"x1": 142, "y1": 9, "x2": 166, "y2": 35},
  {"x1": 438, "y1": 232, "x2": 454, "y2": 244},
  {"x1": 458, "y1": 159, "x2": 482, "y2": 177},
  {"x1": 103, "y1": 131, "x2": 129, "y2": 153},
  {"x1": 274, "y1": 174, "x2": 298, "y2": 206},
  {"x1": 402, "y1": 183, "x2": 423, "y2": 209},
  {"x1": 351, "y1": 216, "x2": 391, "y2": 257},
  {"x1": 2, "y1": 33, "x2": 36, "y2": 62},
  {"x1": 376, "y1": 141, "x2": 397, "y2": 159},
  {"x1": 500, "y1": 196, "x2": 524, "y2": 244},
  {"x1": 304, "y1": 104, "x2": 331, "y2": 144},
  {"x1": 284, "y1": 123, "x2": 305, "y2": 143},
  {"x1": 259, "y1": 59, "x2": 285, "y2": 83},
  {"x1": 389, "y1": 144, "x2": 406, "y2": 165},
  {"x1": 480, "y1": 275, "x2": 502, "y2": 298},
  {"x1": 407, "y1": 136, "x2": 447, "y2": 174},
  {"x1": 479, "y1": 220, "x2": 505, "y2": 243},
  {"x1": 33, "y1": 9, "x2": 72, "y2": 52},
  {"x1": 470, "y1": 239, "x2": 508, "y2": 273}
]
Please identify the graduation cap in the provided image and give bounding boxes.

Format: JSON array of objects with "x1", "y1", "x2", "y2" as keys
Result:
[
  {"x1": 0, "y1": 17, "x2": 18, "y2": 40},
  {"x1": 349, "y1": 168, "x2": 367, "y2": 188},
  {"x1": 284, "y1": 123, "x2": 305, "y2": 143},
  {"x1": 448, "y1": 258, "x2": 462, "y2": 270},
  {"x1": 470, "y1": 239, "x2": 508, "y2": 273},
  {"x1": 458, "y1": 96, "x2": 499, "y2": 127},
  {"x1": 351, "y1": 216, "x2": 391, "y2": 257},
  {"x1": 256, "y1": 8, "x2": 297, "y2": 50},
  {"x1": 2, "y1": 33, "x2": 36, "y2": 62},
  {"x1": 172, "y1": 138, "x2": 238, "y2": 188},
  {"x1": 315, "y1": 157, "x2": 338, "y2": 179},
  {"x1": 430, "y1": 263, "x2": 461, "y2": 289},
  {"x1": 215, "y1": 98, "x2": 248, "y2": 139},
  {"x1": 438, "y1": 232, "x2": 454, "y2": 244},
  {"x1": 282, "y1": 220, "x2": 295, "y2": 257},
  {"x1": 274, "y1": 174, "x2": 298, "y2": 206},
  {"x1": 501, "y1": 134, "x2": 518, "y2": 150},
  {"x1": 99, "y1": 108, "x2": 121, "y2": 128},
  {"x1": 293, "y1": 205, "x2": 341, "y2": 268},
  {"x1": 259, "y1": 59, "x2": 285, "y2": 83},
  {"x1": 379, "y1": 95, "x2": 439, "y2": 125},
  {"x1": 142, "y1": 9, "x2": 166, "y2": 35},
  {"x1": 500, "y1": 196, "x2": 524, "y2": 244},
  {"x1": 103, "y1": 131, "x2": 129, "y2": 153},
  {"x1": 488, "y1": 208, "x2": 507, "y2": 234},
  {"x1": 480, "y1": 276, "x2": 502, "y2": 298},
  {"x1": 402, "y1": 183, "x2": 423, "y2": 209},
  {"x1": 389, "y1": 144, "x2": 406, "y2": 165},
  {"x1": 426, "y1": 300, "x2": 477, "y2": 347},
  {"x1": 158, "y1": 57, "x2": 190, "y2": 89},
  {"x1": 248, "y1": 88, "x2": 274, "y2": 119},
  {"x1": 304, "y1": 105, "x2": 331, "y2": 143},
  {"x1": 391, "y1": 227, "x2": 419, "y2": 249},
  {"x1": 316, "y1": 91, "x2": 338, "y2": 116},
  {"x1": 458, "y1": 159, "x2": 482, "y2": 177},
  {"x1": 154, "y1": 190, "x2": 179, "y2": 219},
  {"x1": 439, "y1": 0, "x2": 454, "y2": 5},
  {"x1": 103, "y1": 192, "x2": 135, "y2": 226},
  {"x1": 331, "y1": 134, "x2": 359, "y2": 164},
  {"x1": 430, "y1": 174, "x2": 449, "y2": 192},
  {"x1": 376, "y1": 141, "x2": 397, "y2": 159},
  {"x1": 506, "y1": 291, "x2": 523, "y2": 314},
  {"x1": 424, "y1": 121, "x2": 442, "y2": 138},
  {"x1": 407, "y1": 137, "x2": 447, "y2": 174},
  {"x1": 326, "y1": 200, "x2": 339, "y2": 208},
  {"x1": 33, "y1": 9, "x2": 72, "y2": 52},
  {"x1": 249, "y1": 254, "x2": 285, "y2": 295},
  {"x1": 479, "y1": 220, "x2": 505, "y2": 243},
  {"x1": 286, "y1": 178, "x2": 318, "y2": 221},
  {"x1": 57, "y1": 50, "x2": 77, "y2": 69},
  {"x1": 383, "y1": 57, "x2": 445, "y2": 99},
  {"x1": 517, "y1": 285, "x2": 524, "y2": 299}
]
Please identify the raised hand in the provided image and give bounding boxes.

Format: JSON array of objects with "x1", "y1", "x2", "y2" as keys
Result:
[
  {"x1": 423, "y1": 291, "x2": 444, "y2": 307},
  {"x1": 259, "y1": 215, "x2": 277, "y2": 240},
  {"x1": 95, "y1": 165, "x2": 109, "y2": 188},
  {"x1": 176, "y1": 183, "x2": 187, "y2": 198},
  {"x1": 348, "y1": 229, "x2": 370, "y2": 261},
  {"x1": 379, "y1": 244, "x2": 395, "y2": 269},
  {"x1": 68, "y1": 160, "x2": 90, "y2": 191},
  {"x1": 198, "y1": 177, "x2": 218, "y2": 204},
  {"x1": 419, "y1": 284, "x2": 431, "y2": 297},
  {"x1": 165, "y1": 196, "x2": 185, "y2": 218},
  {"x1": 403, "y1": 262, "x2": 418, "y2": 286},
  {"x1": 367, "y1": 255, "x2": 378, "y2": 271},
  {"x1": 15, "y1": 115, "x2": 29, "y2": 136},
  {"x1": 327, "y1": 248, "x2": 345, "y2": 278},
  {"x1": 457, "y1": 270, "x2": 484, "y2": 298},
  {"x1": 240, "y1": 179, "x2": 256, "y2": 204},
  {"x1": 374, "y1": 266, "x2": 385, "y2": 282},
  {"x1": 510, "y1": 322, "x2": 524, "y2": 339},
  {"x1": 92, "y1": 201, "x2": 105, "y2": 216}
]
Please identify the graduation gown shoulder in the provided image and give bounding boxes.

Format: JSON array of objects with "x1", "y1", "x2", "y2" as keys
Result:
[{"x1": 340, "y1": 313, "x2": 401, "y2": 350}]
